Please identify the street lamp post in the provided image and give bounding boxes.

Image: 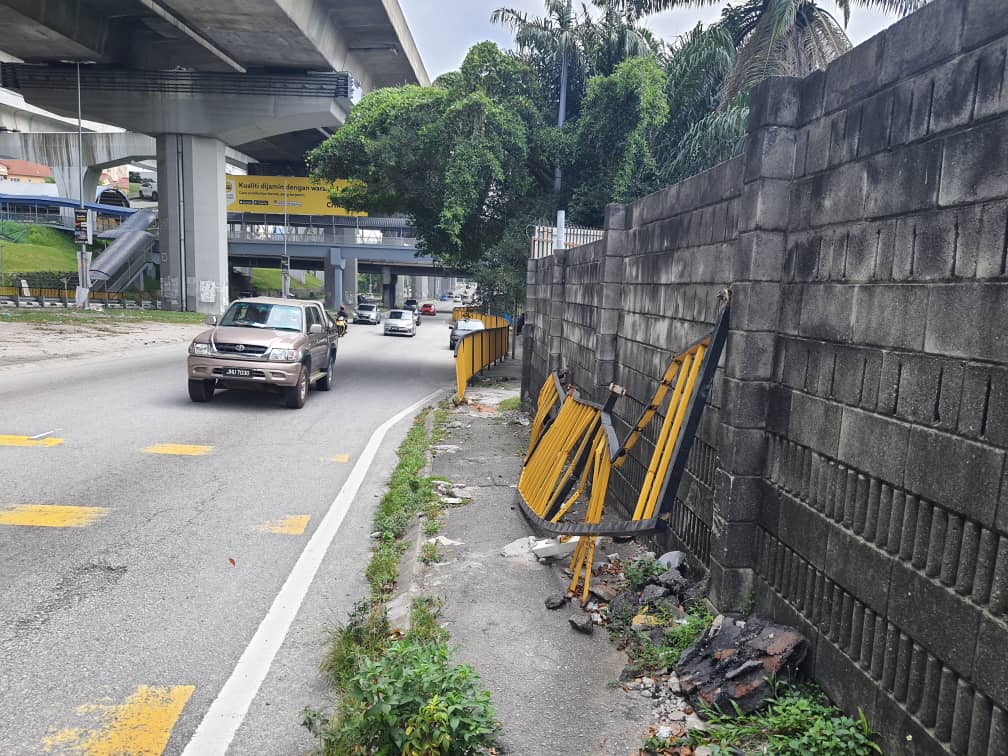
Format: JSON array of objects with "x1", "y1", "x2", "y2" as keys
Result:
[
  {"x1": 61, "y1": 59, "x2": 94, "y2": 307},
  {"x1": 282, "y1": 179, "x2": 290, "y2": 298}
]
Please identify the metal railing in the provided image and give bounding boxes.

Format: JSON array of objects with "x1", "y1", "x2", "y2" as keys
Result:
[
  {"x1": 517, "y1": 297, "x2": 730, "y2": 600},
  {"x1": 530, "y1": 224, "x2": 604, "y2": 259},
  {"x1": 453, "y1": 312, "x2": 510, "y2": 402},
  {"x1": 0, "y1": 285, "x2": 162, "y2": 308},
  {"x1": 227, "y1": 226, "x2": 418, "y2": 248}
]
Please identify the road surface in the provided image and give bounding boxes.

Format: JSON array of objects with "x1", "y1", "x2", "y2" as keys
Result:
[{"x1": 0, "y1": 311, "x2": 457, "y2": 754}]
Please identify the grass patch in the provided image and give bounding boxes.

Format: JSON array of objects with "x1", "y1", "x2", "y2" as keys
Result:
[
  {"x1": 0, "y1": 309, "x2": 206, "y2": 326},
  {"x1": 419, "y1": 542, "x2": 440, "y2": 564},
  {"x1": 423, "y1": 518, "x2": 441, "y2": 536},
  {"x1": 251, "y1": 268, "x2": 323, "y2": 292},
  {"x1": 497, "y1": 396, "x2": 521, "y2": 411},
  {"x1": 407, "y1": 596, "x2": 449, "y2": 645},
  {"x1": 645, "y1": 681, "x2": 881, "y2": 755},
  {"x1": 304, "y1": 407, "x2": 499, "y2": 754},
  {"x1": 0, "y1": 222, "x2": 77, "y2": 273}
]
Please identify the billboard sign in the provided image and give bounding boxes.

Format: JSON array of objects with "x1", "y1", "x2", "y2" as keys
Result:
[{"x1": 225, "y1": 175, "x2": 364, "y2": 217}]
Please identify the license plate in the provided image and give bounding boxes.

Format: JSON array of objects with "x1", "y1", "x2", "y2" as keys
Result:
[{"x1": 223, "y1": 367, "x2": 252, "y2": 377}]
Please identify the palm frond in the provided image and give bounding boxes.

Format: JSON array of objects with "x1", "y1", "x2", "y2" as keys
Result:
[{"x1": 846, "y1": 0, "x2": 930, "y2": 15}]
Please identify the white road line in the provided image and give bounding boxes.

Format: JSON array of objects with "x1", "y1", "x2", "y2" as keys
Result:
[
  {"x1": 29, "y1": 429, "x2": 59, "y2": 440},
  {"x1": 181, "y1": 388, "x2": 443, "y2": 755}
]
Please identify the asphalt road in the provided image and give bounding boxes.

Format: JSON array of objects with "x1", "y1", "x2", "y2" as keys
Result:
[{"x1": 0, "y1": 310, "x2": 457, "y2": 754}]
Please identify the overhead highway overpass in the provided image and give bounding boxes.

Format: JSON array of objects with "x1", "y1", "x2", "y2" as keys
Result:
[{"x1": 0, "y1": 0, "x2": 428, "y2": 313}]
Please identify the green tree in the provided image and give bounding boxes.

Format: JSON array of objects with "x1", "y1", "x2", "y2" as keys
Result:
[
  {"x1": 308, "y1": 43, "x2": 550, "y2": 267},
  {"x1": 568, "y1": 56, "x2": 669, "y2": 224}
]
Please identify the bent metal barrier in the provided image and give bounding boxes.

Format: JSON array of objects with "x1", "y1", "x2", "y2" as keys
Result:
[
  {"x1": 518, "y1": 298, "x2": 729, "y2": 600},
  {"x1": 453, "y1": 312, "x2": 510, "y2": 402}
]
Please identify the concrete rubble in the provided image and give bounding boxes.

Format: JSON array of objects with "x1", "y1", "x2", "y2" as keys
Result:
[{"x1": 676, "y1": 616, "x2": 807, "y2": 717}]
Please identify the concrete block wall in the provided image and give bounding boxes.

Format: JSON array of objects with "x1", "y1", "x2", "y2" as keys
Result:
[{"x1": 522, "y1": 2, "x2": 1008, "y2": 752}]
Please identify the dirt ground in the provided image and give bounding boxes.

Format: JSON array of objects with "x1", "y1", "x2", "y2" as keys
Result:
[{"x1": 0, "y1": 320, "x2": 205, "y2": 371}]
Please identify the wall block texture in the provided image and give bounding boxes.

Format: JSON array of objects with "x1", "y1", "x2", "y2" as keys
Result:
[{"x1": 521, "y1": 2, "x2": 1008, "y2": 753}]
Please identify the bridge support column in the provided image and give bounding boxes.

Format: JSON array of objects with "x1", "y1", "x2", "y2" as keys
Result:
[
  {"x1": 343, "y1": 257, "x2": 358, "y2": 306},
  {"x1": 156, "y1": 134, "x2": 228, "y2": 313},
  {"x1": 395, "y1": 275, "x2": 407, "y2": 305},
  {"x1": 324, "y1": 247, "x2": 345, "y2": 310},
  {"x1": 381, "y1": 266, "x2": 395, "y2": 309},
  {"x1": 50, "y1": 165, "x2": 101, "y2": 228}
]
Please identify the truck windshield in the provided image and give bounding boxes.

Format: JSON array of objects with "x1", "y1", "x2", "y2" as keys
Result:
[{"x1": 221, "y1": 303, "x2": 303, "y2": 332}]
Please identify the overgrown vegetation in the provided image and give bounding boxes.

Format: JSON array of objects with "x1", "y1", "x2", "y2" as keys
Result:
[
  {"x1": 304, "y1": 409, "x2": 499, "y2": 754},
  {"x1": 644, "y1": 681, "x2": 881, "y2": 755},
  {"x1": 497, "y1": 396, "x2": 521, "y2": 411},
  {"x1": 622, "y1": 555, "x2": 667, "y2": 591},
  {"x1": 609, "y1": 597, "x2": 713, "y2": 678}
]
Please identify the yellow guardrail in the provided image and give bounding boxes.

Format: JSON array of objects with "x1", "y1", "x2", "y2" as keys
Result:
[
  {"x1": 453, "y1": 315, "x2": 510, "y2": 402},
  {"x1": 518, "y1": 296, "x2": 730, "y2": 599}
]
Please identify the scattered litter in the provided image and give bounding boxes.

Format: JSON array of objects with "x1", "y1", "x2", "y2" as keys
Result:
[
  {"x1": 431, "y1": 536, "x2": 462, "y2": 547},
  {"x1": 439, "y1": 496, "x2": 464, "y2": 506}
]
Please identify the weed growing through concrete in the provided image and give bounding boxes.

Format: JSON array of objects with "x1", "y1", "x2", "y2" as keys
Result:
[
  {"x1": 419, "y1": 542, "x2": 440, "y2": 564},
  {"x1": 496, "y1": 396, "x2": 521, "y2": 411},
  {"x1": 422, "y1": 517, "x2": 441, "y2": 536},
  {"x1": 644, "y1": 681, "x2": 882, "y2": 755},
  {"x1": 611, "y1": 602, "x2": 713, "y2": 677},
  {"x1": 303, "y1": 407, "x2": 499, "y2": 754}
]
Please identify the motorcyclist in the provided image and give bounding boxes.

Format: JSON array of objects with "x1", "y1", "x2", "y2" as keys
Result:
[
  {"x1": 337, "y1": 305, "x2": 348, "y2": 320},
  {"x1": 335, "y1": 305, "x2": 349, "y2": 336}
]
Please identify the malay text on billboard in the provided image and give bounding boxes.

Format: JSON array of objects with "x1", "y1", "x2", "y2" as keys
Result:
[{"x1": 225, "y1": 175, "x2": 365, "y2": 216}]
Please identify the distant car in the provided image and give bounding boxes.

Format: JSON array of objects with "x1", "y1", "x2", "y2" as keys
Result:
[
  {"x1": 384, "y1": 309, "x2": 417, "y2": 337},
  {"x1": 138, "y1": 178, "x2": 158, "y2": 201},
  {"x1": 402, "y1": 302, "x2": 421, "y2": 325},
  {"x1": 450, "y1": 318, "x2": 485, "y2": 350},
  {"x1": 439, "y1": 294, "x2": 449, "y2": 302},
  {"x1": 420, "y1": 303, "x2": 437, "y2": 316},
  {"x1": 353, "y1": 302, "x2": 381, "y2": 324}
]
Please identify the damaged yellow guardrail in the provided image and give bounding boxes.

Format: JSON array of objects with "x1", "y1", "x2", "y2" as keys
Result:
[
  {"x1": 517, "y1": 296, "x2": 730, "y2": 600},
  {"x1": 454, "y1": 312, "x2": 510, "y2": 403}
]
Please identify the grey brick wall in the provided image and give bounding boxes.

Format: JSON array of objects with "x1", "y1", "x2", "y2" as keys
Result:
[{"x1": 522, "y1": 1, "x2": 1008, "y2": 752}]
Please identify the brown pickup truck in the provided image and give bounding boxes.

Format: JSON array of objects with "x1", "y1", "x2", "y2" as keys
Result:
[{"x1": 186, "y1": 296, "x2": 338, "y2": 409}]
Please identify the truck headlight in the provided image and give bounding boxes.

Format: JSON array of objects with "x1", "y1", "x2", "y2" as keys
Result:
[
  {"x1": 190, "y1": 342, "x2": 211, "y2": 356},
  {"x1": 268, "y1": 348, "x2": 299, "y2": 361}
]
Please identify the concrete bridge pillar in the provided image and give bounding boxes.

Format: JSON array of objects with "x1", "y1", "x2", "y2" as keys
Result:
[
  {"x1": 395, "y1": 275, "x2": 407, "y2": 305},
  {"x1": 324, "y1": 247, "x2": 345, "y2": 310},
  {"x1": 50, "y1": 165, "x2": 101, "y2": 227},
  {"x1": 381, "y1": 266, "x2": 396, "y2": 309},
  {"x1": 342, "y1": 257, "x2": 358, "y2": 306},
  {"x1": 156, "y1": 134, "x2": 229, "y2": 314}
]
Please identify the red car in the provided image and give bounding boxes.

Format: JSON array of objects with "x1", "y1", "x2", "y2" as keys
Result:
[{"x1": 420, "y1": 303, "x2": 437, "y2": 316}]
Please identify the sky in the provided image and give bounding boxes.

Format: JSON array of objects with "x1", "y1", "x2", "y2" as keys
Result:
[{"x1": 398, "y1": 1, "x2": 908, "y2": 81}]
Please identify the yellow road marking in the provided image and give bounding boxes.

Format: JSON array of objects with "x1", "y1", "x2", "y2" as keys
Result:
[
  {"x1": 43, "y1": 684, "x2": 194, "y2": 755},
  {"x1": 0, "y1": 504, "x2": 108, "y2": 528},
  {"x1": 328, "y1": 454, "x2": 350, "y2": 463},
  {"x1": 0, "y1": 434, "x2": 64, "y2": 448},
  {"x1": 143, "y1": 443, "x2": 213, "y2": 456},
  {"x1": 257, "y1": 514, "x2": 310, "y2": 535}
]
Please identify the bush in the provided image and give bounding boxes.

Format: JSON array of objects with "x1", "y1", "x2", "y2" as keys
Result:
[
  {"x1": 320, "y1": 600, "x2": 390, "y2": 688},
  {"x1": 313, "y1": 639, "x2": 498, "y2": 755}
]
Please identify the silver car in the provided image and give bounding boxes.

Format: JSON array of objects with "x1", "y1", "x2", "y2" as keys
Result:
[
  {"x1": 450, "y1": 318, "x2": 485, "y2": 349},
  {"x1": 384, "y1": 309, "x2": 417, "y2": 337},
  {"x1": 354, "y1": 303, "x2": 381, "y2": 324}
]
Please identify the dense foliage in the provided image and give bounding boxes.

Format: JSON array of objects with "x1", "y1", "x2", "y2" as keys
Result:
[{"x1": 309, "y1": 0, "x2": 930, "y2": 300}]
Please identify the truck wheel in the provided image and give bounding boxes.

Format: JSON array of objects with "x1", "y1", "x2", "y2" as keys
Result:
[
  {"x1": 316, "y1": 351, "x2": 335, "y2": 391},
  {"x1": 188, "y1": 379, "x2": 214, "y2": 403},
  {"x1": 285, "y1": 365, "x2": 308, "y2": 409}
]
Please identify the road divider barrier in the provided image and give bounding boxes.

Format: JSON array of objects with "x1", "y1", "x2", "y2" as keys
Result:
[
  {"x1": 453, "y1": 312, "x2": 510, "y2": 402},
  {"x1": 518, "y1": 297, "x2": 729, "y2": 599}
]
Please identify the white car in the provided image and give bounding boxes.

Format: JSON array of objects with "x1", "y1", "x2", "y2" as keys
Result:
[
  {"x1": 384, "y1": 309, "x2": 416, "y2": 337},
  {"x1": 138, "y1": 178, "x2": 158, "y2": 201}
]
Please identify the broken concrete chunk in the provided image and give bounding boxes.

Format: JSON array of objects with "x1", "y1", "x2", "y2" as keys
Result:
[
  {"x1": 676, "y1": 616, "x2": 807, "y2": 717},
  {"x1": 640, "y1": 584, "x2": 670, "y2": 603},
  {"x1": 568, "y1": 614, "x2": 594, "y2": 634},
  {"x1": 656, "y1": 568, "x2": 689, "y2": 595},
  {"x1": 608, "y1": 590, "x2": 639, "y2": 622},
  {"x1": 500, "y1": 536, "x2": 536, "y2": 558},
  {"x1": 545, "y1": 593, "x2": 567, "y2": 610},
  {"x1": 439, "y1": 496, "x2": 464, "y2": 505},
  {"x1": 588, "y1": 581, "x2": 620, "y2": 602},
  {"x1": 530, "y1": 536, "x2": 579, "y2": 559},
  {"x1": 431, "y1": 535, "x2": 462, "y2": 547}
]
